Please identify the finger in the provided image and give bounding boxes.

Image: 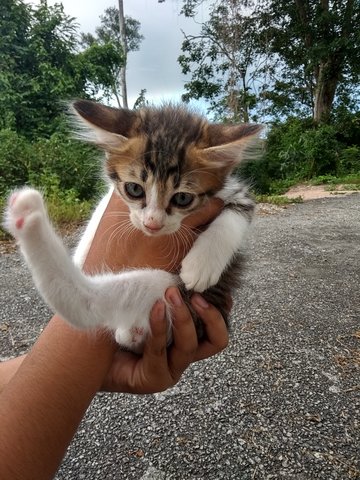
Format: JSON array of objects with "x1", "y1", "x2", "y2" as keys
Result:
[
  {"x1": 165, "y1": 287, "x2": 198, "y2": 379},
  {"x1": 183, "y1": 197, "x2": 223, "y2": 229},
  {"x1": 190, "y1": 294, "x2": 229, "y2": 361},
  {"x1": 143, "y1": 300, "x2": 168, "y2": 361}
]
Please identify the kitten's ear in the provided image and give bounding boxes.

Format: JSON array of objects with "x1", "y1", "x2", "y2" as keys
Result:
[
  {"x1": 71, "y1": 99, "x2": 138, "y2": 148},
  {"x1": 203, "y1": 123, "x2": 264, "y2": 168}
]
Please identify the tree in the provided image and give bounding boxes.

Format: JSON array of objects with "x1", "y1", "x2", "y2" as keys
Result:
[
  {"x1": 81, "y1": 6, "x2": 143, "y2": 107},
  {"x1": 133, "y1": 88, "x2": 149, "y2": 109},
  {"x1": 0, "y1": 1, "x2": 144, "y2": 139},
  {"x1": 258, "y1": 0, "x2": 360, "y2": 123},
  {"x1": 178, "y1": 0, "x2": 261, "y2": 122},
  {"x1": 0, "y1": 0, "x2": 31, "y2": 130},
  {"x1": 0, "y1": 0, "x2": 87, "y2": 138},
  {"x1": 179, "y1": 0, "x2": 360, "y2": 123}
]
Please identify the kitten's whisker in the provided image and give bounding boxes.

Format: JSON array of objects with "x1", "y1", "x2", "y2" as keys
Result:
[
  {"x1": 157, "y1": 233, "x2": 177, "y2": 258},
  {"x1": 102, "y1": 219, "x2": 132, "y2": 242},
  {"x1": 162, "y1": 235, "x2": 177, "y2": 273},
  {"x1": 178, "y1": 225, "x2": 196, "y2": 253},
  {"x1": 105, "y1": 219, "x2": 134, "y2": 254}
]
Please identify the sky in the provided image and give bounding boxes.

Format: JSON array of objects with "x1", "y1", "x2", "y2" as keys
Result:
[{"x1": 25, "y1": 0, "x2": 207, "y2": 109}]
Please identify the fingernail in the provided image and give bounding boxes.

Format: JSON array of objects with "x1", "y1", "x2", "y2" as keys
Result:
[
  {"x1": 168, "y1": 289, "x2": 183, "y2": 307},
  {"x1": 192, "y1": 294, "x2": 209, "y2": 309}
]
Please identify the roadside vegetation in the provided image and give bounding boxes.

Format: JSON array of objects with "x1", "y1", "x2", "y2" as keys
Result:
[{"x1": 240, "y1": 111, "x2": 360, "y2": 196}]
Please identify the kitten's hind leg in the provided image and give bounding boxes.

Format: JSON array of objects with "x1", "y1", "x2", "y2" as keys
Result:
[
  {"x1": 3, "y1": 188, "x2": 97, "y2": 328},
  {"x1": 4, "y1": 188, "x2": 176, "y2": 353}
]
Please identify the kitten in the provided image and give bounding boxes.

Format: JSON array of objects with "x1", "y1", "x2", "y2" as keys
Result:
[{"x1": 3, "y1": 101, "x2": 262, "y2": 353}]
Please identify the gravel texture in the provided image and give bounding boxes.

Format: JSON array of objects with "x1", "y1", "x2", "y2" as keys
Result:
[{"x1": 0, "y1": 195, "x2": 359, "y2": 479}]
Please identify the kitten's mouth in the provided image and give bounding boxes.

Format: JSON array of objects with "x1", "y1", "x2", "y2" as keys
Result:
[{"x1": 143, "y1": 226, "x2": 165, "y2": 236}]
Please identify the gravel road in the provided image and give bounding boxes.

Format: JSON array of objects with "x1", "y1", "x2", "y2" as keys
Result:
[{"x1": 1, "y1": 195, "x2": 359, "y2": 479}]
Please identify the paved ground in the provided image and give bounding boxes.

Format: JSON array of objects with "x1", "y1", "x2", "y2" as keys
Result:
[{"x1": 1, "y1": 195, "x2": 359, "y2": 479}]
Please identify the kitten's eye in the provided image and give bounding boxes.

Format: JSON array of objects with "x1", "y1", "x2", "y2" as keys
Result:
[
  {"x1": 125, "y1": 182, "x2": 145, "y2": 199},
  {"x1": 171, "y1": 192, "x2": 195, "y2": 208}
]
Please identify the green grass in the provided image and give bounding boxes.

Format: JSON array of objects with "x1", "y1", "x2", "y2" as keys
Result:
[
  {"x1": 341, "y1": 183, "x2": 360, "y2": 191},
  {"x1": 0, "y1": 194, "x2": 93, "y2": 241},
  {"x1": 46, "y1": 196, "x2": 93, "y2": 225},
  {"x1": 256, "y1": 194, "x2": 303, "y2": 205},
  {"x1": 309, "y1": 173, "x2": 360, "y2": 186},
  {"x1": 309, "y1": 173, "x2": 360, "y2": 193}
]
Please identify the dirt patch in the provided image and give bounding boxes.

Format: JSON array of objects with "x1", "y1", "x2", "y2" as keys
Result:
[
  {"x1": 256, "y1": 203, "x2": 288, "y2": 216},
  {"x1": 0, "y1": 241, "x2": 16, "y2": 255},
  {"x1": 285, "y1": 184, "x2": 359, "y2": 201}
]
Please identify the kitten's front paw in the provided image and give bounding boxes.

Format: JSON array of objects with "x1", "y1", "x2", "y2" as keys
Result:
[
  {"x1": 3, "y1": 188, "x2": 46, "y2": 238},
  {"x1": 180, "y1": 249, "x2": 225, "y2": 292}
]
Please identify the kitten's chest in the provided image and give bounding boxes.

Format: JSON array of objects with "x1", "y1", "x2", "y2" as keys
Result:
[{"x1": 84, "y1": 222, "x2": 197, "y2": 274}]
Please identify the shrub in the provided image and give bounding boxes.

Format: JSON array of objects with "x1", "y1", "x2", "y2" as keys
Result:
[
  {"x1": 31, "y1": 134, "x2": 104, "y2": 200},
  {"x1": 0, "y1": 129, "x2": 104, "y2": 200},
  {"x1": 338, "y1": 146, "x2": 360, "y2": 175},
  {"x1": 240, "y1": 113, "x2": 360, "y2": 194},
  {"x1": 0, "y1": 129, "x2": 35, "y2": 195}
]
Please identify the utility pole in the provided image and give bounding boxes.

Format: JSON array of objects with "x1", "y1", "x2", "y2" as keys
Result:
[{"x1": 118, "y1": 0, "x2": 128, "y2": 108}]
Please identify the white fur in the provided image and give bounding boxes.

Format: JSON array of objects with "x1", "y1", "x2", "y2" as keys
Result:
[
  {"x1": 4, "y1": 188, "x2": 175, "y2": 353},
  {"x1": 180, "y1": 176, "x2": 252, "y2": 292},
  {"x1": 73, "y1": 187, "x2": 113, "y2": 267},
  {"x1": 180, "y1": 210, "x2": 248, "y2": 292},
  {"x1": 130, "y1": 184, "x2": 167, "y2": 234}
]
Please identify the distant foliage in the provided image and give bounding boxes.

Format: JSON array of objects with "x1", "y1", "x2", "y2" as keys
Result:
[
  {"x1": 0, "y1": 0, "x2": 86, "y2": 139},
  {"x1": 0, "y1": 1, "x2": 143, "y2": 138},
  {"x1": 0, "y1": 129, "x2": 33, "y2": 194},
  {"x1": 80, "y1": 7, "x2": 143, "y2": 107},
  {"x1": 0, "y1": 130, "x2": 103, "y2": 200},
  {"x1": 239, "y1": 112, "x2": 360, "y2": 194},
  {"x1": 0, "y1": 0, "x2": 140, "y2": 226}
]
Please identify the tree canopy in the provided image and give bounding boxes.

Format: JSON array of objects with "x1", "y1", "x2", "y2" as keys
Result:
[
  {"x1": 179, "y1": 0, "x2": 360, "y2": 123},
  {"x1": 0, "y1": 0, "x2": 143, "y2": 138},
  {"x1": 0, "y1": 0, "x2": 85, "y2": 137},
  {"x1": 81, "y1": 6, "x2": 143, "y2": 107}
]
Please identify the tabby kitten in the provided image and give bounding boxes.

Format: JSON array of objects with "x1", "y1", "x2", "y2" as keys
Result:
[{"x1": 4, "y1": 101, "x2": 261, "y2": 353}]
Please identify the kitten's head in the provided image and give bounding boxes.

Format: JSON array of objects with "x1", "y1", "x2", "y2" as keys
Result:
[{"x1": 72, "y1": 100, "x2": 262, "y2": 236}]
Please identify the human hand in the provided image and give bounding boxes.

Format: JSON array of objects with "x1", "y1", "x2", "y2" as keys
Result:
[{"x1": 101, "y1": 287, "x2": 229, "y2": 394}]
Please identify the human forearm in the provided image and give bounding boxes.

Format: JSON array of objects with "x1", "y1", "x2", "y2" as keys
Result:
[
  {"x1": 0, "y1": 316, "x2": 116, "y2": 480},
  {"x1": 0, "y1": 355, "x2": 26, "y2": 393}
]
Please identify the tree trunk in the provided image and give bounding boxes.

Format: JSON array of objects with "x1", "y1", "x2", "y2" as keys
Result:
[
  {"x1": 313, "y1": 60, "x2": 340, "y2": 124},
  {"x1": 118, "y1": 0, "x2": 128, "y2": 108},
  {"x1": 312, "y1": 0, "x2": 355, "y2": 123}
]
